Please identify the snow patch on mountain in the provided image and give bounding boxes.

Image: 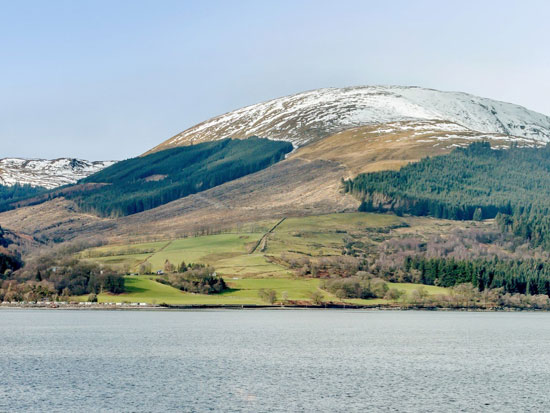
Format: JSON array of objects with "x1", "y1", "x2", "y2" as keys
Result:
[
  {"x1": 0, "y1": 158, "x2": 116, "y2": 189},
  {"x1": 154, "y1": 86, "x2": 550, "y2": 152},
  {"x1": 369, "y1": 120, "x2": 542, "y2": 144}
]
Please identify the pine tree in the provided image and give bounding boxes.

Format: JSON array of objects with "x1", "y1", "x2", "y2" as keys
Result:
[{"x1": 473, "y1": 208, "x2": 483, "y2": 221}]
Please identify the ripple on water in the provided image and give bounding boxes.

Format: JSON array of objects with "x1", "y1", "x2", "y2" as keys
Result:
[{"x1": 1, "y1": 310, "x2": 550, "y2": 412}]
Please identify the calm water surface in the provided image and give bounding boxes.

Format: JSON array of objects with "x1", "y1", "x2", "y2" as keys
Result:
[{"x1": 1, "y1": 309, "x2": 550, "y2": 412}]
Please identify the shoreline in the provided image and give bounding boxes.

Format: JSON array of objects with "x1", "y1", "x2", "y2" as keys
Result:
[{"x1": 0, "y1": 302, "x2": 544, "y2": 312}]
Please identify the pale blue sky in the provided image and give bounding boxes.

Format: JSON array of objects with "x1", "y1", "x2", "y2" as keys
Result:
[{"x1": 2, "y1": 0, "x2": 549, "y2": 159}]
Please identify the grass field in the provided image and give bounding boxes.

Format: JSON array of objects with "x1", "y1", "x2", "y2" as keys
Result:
[
  {"x1": 82, "y1": 212, "x2": 403, "y2": 274},
  {"x1": 82, "y1": 231, "x2": 291, "y2": 277},
  {"x1": 78, "y1": 212, "x2": 455, "y2": 305},
  {"x1": 93, "y1": 276, "x2": 330, "y2": 305},
  {"x1": 267, "y1": 212, "x2": 400, "y2": 256},
  {"x1": 85, "y1": 276, "x2": 449, "y2": 306}
]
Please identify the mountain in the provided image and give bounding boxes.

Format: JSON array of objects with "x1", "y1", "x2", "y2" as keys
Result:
[
  {"x1": 149, "y1": 86, "x2": 550, "y2": 153},
  {"x1": 2, "y1": 86, "x2": 550, "y2": 245},
  {"x1": 0, "y1": 158, "x2": 115, "y2": 189},
  {"x1": 4, "y1": 85, "x2": 550, "y2": 310}
]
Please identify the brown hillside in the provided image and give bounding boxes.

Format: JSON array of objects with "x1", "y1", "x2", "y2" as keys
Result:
[
  {"x1": 0, "y1": 120, "x2": 541, "y2": 247},
  {"x1": 291, "y1": 120, "x2": 542, "y2": 177},
  {"x1": 0, "y1": 158, "x2": 357, "y2": 244}
]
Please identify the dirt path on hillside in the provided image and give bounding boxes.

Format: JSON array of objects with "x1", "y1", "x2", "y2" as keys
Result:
[
  {"x1": 136, "y1": 240, "x2": 173, "y2": 270},
  {"x1": 249, "y1": 217, "x2": 286, "y2": 254}
]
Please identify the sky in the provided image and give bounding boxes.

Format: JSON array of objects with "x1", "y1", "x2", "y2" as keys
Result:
[{"x1": 2, "y1": 0, "x2": 550, "y2": 160}]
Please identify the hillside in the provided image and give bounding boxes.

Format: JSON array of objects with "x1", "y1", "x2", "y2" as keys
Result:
[
  {"x1": 344, "y1": 142, "x2": 550, "y2": 249},
  {"x1": 0, "y1": 156, "x2": 356, "y2": 243},
  {"x1": 291, "y1": 119, "x2": 543, "y2": 176},
  {"x1": 7, "y1": 137, "x2": 291, "y2": 219},
  {"x1": 74, "y1": 137, "x2": 292, "y2": 216},
  {"x1": 149, "y1": 86, "x2": 550, "y2": 153},
  {"x1": 0, "y1": 184, "x2": 47, "y2": 213},
  {"x1": 3, "y1": 86, "x2": 550, "y2": 308},
  {"x1": 2, "y1": 87, "x2": 549, "y2": 245},
  {"x1": 0, "y1": 157, "x2": 115, "y2": 189}
]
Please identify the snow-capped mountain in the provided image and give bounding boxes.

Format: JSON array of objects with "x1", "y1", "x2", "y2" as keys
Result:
[
  {"x1": 0, "y1": 158, "x2": 115, "y2": 189},
  {"x1": 149, "y1": 86, "x2": 550, "y2": 152}
]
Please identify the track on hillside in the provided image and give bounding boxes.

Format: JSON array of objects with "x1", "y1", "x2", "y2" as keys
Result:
[{"x1": 249, "y1": 217, "x2": 286, "y2": 254}]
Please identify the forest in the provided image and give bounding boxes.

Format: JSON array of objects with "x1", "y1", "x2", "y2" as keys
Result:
[
  {"x1": 344, "y1": 142, "x2": 550, "y2": 248},
  {"x1": 73, "y1": 137, "x2": 293, "y2": 217},
  {"x1": 405, "y1": 256, "x2": 550, "y2": 296},
  {"x1": 0, "y1": 183, "x2": 46, "y2": 212}
]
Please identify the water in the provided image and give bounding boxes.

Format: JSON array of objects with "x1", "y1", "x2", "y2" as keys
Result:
[{"x1": 1, "y1": 309, "x2": 550, "y2": 412}]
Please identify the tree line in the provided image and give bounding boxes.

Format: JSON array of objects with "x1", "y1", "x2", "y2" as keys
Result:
[
  {"x1": 405, "y1": 256, "x2": 550, "y2": 296},
  {"x1": 344, "y1": 142, "x2": 550, "y2": 248},
  {"x1": 71, "y1": 137, "x2": 293, "y2": 217},
  {"x1": 0, "y1": 183, "x2": 46, "y2": 212}
]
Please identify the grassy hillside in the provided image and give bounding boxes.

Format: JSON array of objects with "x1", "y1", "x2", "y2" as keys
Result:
[
  {"x1": 74, "y1": 137, "x2": 292, "y2": 217},
  {"x1": 18, "y1": 210, "x2": 540, "y2": 306},
  {"x1": 93, "y1": 276, "x2": 329, "y2": 305},
  {"x1": 76, "y1": 212, "x2": 505, "y2": 305},
  {"x1": 84, "y1": 275, "x2": 449, "y2": 306},
  {"x1": 84, "y1": 230, "x2": 292, "y2": 277},
  {"x1": 81, "y1": 212, "x2": 400, "y2": 276}
]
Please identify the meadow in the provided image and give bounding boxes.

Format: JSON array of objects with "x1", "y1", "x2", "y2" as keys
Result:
[
  {"x1": 79, "y1": 212, "x2": 452, "y2": 305},
  {"x1": 91, "y1": 276, "x2": 449, "y2": 306},
  {"x1": 82, "y1": 212, "x2": 400, "y2": 274}
]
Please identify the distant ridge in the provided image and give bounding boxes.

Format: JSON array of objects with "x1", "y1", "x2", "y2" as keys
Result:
[{"x1": 0, "y1": 158, "x2": 115, "y2": 189}]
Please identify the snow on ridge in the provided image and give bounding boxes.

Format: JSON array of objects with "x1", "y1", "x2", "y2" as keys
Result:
[
  {"x1": 369, "y1": 120, "x2": 471, "y2": 134},
  {"x1": 0, "y1": 158, "x2": 116, "y2": 189},
  {"x1": 362, "y1": 119, "x2": 545, "y2": 147},
  {"x1": 161, "y1": 86, "x2": 550, "y2": 150}
]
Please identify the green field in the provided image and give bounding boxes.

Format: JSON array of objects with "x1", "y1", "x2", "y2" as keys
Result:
[
  {"x1": 88, "y1": 276, "x2": 448, "y2": 306},
  {"x1": 78, "y1": 212, "x2": 449, "y2": 306},
  {"x1": 82, "y1": 212, "x2": 402, "y2": 275},
  {"x1": 82, "y1": 230, "x2": 290, "y2": 277},
  {"x1": 92, "y1": 276, "x2": 329, "y2": 305}
]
